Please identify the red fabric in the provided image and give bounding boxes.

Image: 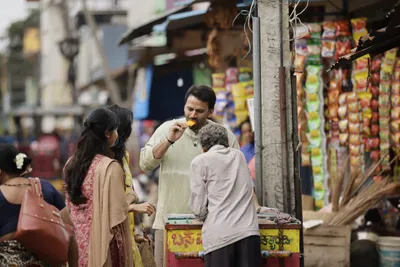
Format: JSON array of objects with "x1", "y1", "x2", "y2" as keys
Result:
[{"x1": 110, "y1": 225, "x2": 125, "y2": 267}]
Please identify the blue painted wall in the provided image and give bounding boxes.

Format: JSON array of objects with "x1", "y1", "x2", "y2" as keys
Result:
[{"x1": 91, "y1": 24, "x2": 128, "y2": 81}]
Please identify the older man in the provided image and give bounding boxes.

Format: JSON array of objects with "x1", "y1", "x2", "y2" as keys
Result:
[{"x1": 189, "y1": 123, "x2": 261, "y2": 267}]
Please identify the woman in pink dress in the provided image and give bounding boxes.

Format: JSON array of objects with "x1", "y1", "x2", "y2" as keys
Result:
[{"x1": 64, "y1": 108, "x2": 137, "y2": 267}]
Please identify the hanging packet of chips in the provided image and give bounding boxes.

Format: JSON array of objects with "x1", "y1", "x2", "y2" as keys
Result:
[
  {"x1": 307, "y1": 23, "x2": 322, "y2": 39},
  {"x1": 336, "y1": 21, "x2": 351, "y2": 37},
  {"x1": 351, "y1": 18, "x2": 368, "y2": 46},
  {"x1": 321, "y1": 40, "x2": 336, "y2": 59},
  {"x1": 336, "y1": 37, "x2": 352, "y2": 59},
  {"x1": 322, "y1": 21, "x2": 336, "y2": 39}
]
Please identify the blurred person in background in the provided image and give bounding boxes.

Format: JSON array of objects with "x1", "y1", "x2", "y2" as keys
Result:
[
  {"x1": 133, "y1": 174, "x2": 148, "y2": 202},
  {"x1": 139, "y1": 169, "x2": 159, "y2": 233},
  {"x1": 189, "y1": 123, "x2": 260, "y2": 267},
  {"x1": 0, "y1": 144, "x2": 78, "y2": 267},
  {"x1": 139, "y1": 85, "x2": 239, "y2": 267},
  {"x1": 239, "y1": 118, "x2": 254, "y2": 163},
  {"x1": 64, "y1": 108, "x2": 138, "y2": 267},
  {"x1": 140, "y1": 121, "x2": 158, "y2": 149},
  {"x1": 0, "y1": 130, "x2": 17, "y2": 146},
  {"x1": 109, "y1": 105, "x2": 155, "y2": 267}
]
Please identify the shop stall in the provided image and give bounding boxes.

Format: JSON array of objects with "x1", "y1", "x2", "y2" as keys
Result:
[
  {"x1": 295, "y1": 6, "x2": 400, "y2": 265},
  {"x1": 164, "y1": 214, "x2": 301, "y2": 267},
  {"x1": 294, "y1": 16, "x2": 400, "y2": 210}
]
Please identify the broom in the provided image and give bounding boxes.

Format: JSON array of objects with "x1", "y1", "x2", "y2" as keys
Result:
[
  {"x1": 340, "y1": 154, "x2": 387, "y2": 208},
  {"x1": 348, "y1": 153, "x2": 400, "y2": 200},
  {"x1": 331, "y1": 155, "x2": 349, "y2": 212},
  {"x1": 328, "y1": 179, "x2": 397, "y2": 226}
]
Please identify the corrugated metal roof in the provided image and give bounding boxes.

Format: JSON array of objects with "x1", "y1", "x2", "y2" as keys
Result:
[{"x1": 118, "y1": 0, "x2": 251, "y2": 45}]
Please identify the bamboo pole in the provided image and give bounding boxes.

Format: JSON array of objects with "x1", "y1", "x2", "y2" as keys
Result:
[{"x1": 81, "y1": 0, "x2": 122, "y2": 104}]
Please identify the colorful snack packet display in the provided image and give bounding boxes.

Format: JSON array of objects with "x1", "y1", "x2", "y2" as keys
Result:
[
  {"x1": 322, "y1": 21, "x2": 336, "y2": 39},
  {"x1": 336, "y1": 20, "x2": 351, "y2": 37},
  {"x1": 351, "y1": 18, "x2": 368, "y2": 46},
  {"x1": 336, "y1": 37, "x2": 352, "y2": 59}
]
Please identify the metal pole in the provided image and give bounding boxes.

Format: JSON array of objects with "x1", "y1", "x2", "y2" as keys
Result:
[
  {"x1": 253, "y1": 17, "x2": 264, "y2": 206},
  {"x1": 291, "y1": 73, "x2": 304, "y2": 267}
]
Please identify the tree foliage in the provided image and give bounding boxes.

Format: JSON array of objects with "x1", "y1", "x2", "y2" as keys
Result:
[
  {"x1": 7, "y1": 9, "x2": 40, "y2": 53},
  {"x1": 7, "y1": 9, "x2": 40, "y2": 80}
]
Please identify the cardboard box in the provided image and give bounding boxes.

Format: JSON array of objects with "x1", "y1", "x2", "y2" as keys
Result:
[
  {"x1": 303, "y1": 211, "x2": 351, "y2": 267},
  {"x1": 302, "y1": 195, "x2": 315, "y2": 211}
]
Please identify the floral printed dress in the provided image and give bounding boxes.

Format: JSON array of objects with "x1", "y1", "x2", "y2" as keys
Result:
[{"x1": 66, "y1": 155, "x2": 126, "y2": 267}]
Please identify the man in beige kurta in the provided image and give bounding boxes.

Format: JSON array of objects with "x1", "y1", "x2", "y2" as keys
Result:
[{"x1": 139, "y1": 85, "x2": 239, "y2": 267}]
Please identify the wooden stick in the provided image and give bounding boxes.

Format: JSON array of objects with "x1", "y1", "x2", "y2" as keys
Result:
[
  {"x1": 349, "y1": 153, "x2": 397, "y2": 200},
  {"x1": 340, "y1": 155, "x2": 387, "y2": 208},
  {"x1": 331, "y1": 155, "x2": 349, "y2": 212},
  {"x1": 329, "y1": 180, "x2": 395, "y2": 226}
]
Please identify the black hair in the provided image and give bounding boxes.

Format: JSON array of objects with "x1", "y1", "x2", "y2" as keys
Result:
[
  {"x1": 64, "y1": 108, "x2": 119, "y2": 205},
  {"x1": 108, "y1": 104, "x2": 133, "y2": 164},
  {"x1": 0, "y1": 144, "x2": 32, "y2": 178},
  {"x1": 239, "y1": 117, "x2": 251, "y2": 133},
  {"x1": 184, "y1": 85, "x2": 216, "y2": 110}
]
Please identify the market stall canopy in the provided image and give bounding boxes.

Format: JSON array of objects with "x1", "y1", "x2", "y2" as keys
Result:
[
  {"x1": 329, "y1": 0, "x2": 400, "y2": 71},
  {"x1": 118, "y1": 4, "x2": 193, "y2": 45},
  {"x1": 153, "y1": 2, "x2": 249, "y2": 33},
  {"x1": 153, "y1": 9, "x2": 207, "y2": 32},
  {"x1": 118, "y1": 0, "x2": 253, "y2": 45}
]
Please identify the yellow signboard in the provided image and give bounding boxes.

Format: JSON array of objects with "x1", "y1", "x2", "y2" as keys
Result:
[
  {"x1": 259, "y1": 229, "x2": 300, "y2": 252},
  {"x1": 167, "y1": 228, "x2": 300, "y2": 253},
  {"x1": 23, "y1": 28, "x2": 40, "y2": 56}
]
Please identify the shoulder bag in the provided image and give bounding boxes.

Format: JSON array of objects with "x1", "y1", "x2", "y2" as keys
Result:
[{"x1": 14, "y1": 177, "x2": 71, "y2": 266}]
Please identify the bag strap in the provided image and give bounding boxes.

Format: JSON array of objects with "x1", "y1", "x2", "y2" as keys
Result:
[{"x1": 28, "y1": 177, "x2": 43, "y2": 198}]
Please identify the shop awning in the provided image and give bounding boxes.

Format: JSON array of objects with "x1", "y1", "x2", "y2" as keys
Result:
[
  {"x1": 154, "y1": 9, "x2": 207, "y2": 32},
  {"x1": 119, "y1": 0, "x2": 254, "y2": 45},
  {"x1": 153, "y1": 3, "x2": 250, "y2": 33},
  {"x1": 118, "y1": 4, "x2": 193, "y2": 46}
]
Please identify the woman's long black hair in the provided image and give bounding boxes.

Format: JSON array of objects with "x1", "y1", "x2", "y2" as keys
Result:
[
  {"x1": 64, "y1": 108, "x2": 119, "y2": 205},
  {"x1": 108, "y1": 105, "x2": 133, "y2": 164}
]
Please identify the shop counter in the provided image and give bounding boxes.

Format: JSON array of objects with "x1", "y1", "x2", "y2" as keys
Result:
[{"x1": 164, "y1": 214, "x2": 301, "y2": 267}]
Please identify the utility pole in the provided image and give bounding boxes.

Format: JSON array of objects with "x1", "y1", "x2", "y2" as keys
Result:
[
  {"x1": 258, "y1": 0, "x2": 296, "y2": 214},
  {"x1": 81, "y1": 0, "x2": 122, "y2": 104},
  {"x1": 256, "y1": 1, "x2": 304, "y2": 266}
]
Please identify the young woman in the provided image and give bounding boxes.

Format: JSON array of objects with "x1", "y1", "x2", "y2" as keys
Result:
[
  {"x1": 64, "y1": 108, "x2": 137, "y2": 267},
  {"x1": 108, "y1": 104, "x2": 155, "y2": 267},
  {"x1": 0, "y1": 144, "x2": 78, "y2": 267}
]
